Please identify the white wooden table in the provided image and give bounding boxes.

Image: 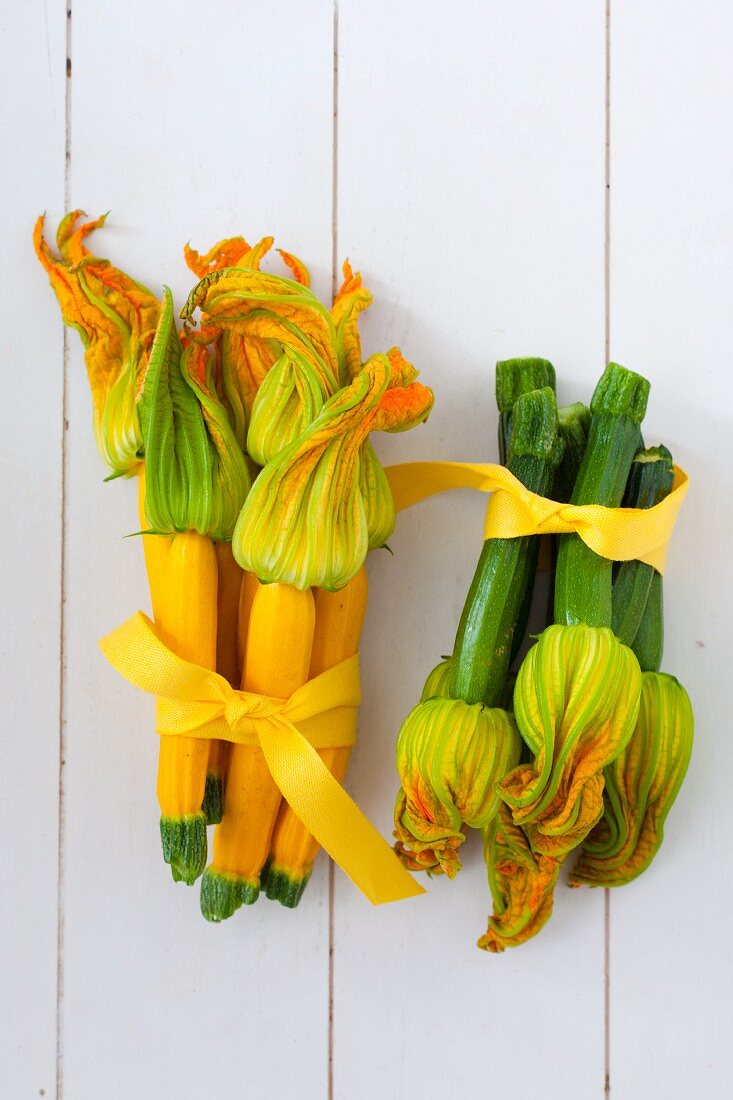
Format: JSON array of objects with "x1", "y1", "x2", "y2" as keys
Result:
[{"x1": 3, "y1": 3, "x2": 731, "y2": 1097}]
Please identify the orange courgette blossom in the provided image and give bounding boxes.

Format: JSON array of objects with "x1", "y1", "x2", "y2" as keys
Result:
[{"x1": 34, "y1": 212, "x2": 161, "y2": 476}]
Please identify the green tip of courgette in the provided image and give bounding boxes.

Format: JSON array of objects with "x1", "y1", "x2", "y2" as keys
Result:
[
  {"x1": 201, "y1": 773, "x2": 223, "y2": 825},
  {"x1": 558, "y1": 401, "x2": 591, "y2": 436},
  {"x1": 160, "y1": 814, "x2": 207, "y2": 885},
  {"x1": 508, "y1": 387, "x2": 564, "y2": 465},
  {"x1": 199, "y1": 868, "x2": 260, "y2": 921},
  {"x1": 591, "y1": 363, "x2": 651, "y2": 423},
  {"x1": 495, "y1": 358, "x2": 556, "y2": 412},
  {"x1": 263, "y1": 865, "x2": 311, "y2": 908}
]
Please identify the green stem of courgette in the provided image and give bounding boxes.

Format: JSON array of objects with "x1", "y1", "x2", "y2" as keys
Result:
[
  {"x1": 611, "y1": 446, "x2": 674, "y2": 655},
  {"x1": 449, "y1": 386, "x2": 563, "y2": 707},
  {"x1": 554, "y1": 363, "x2": 650, "y2": 628}
]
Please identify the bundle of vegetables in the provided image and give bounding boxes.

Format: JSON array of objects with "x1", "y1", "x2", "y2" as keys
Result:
[
  {"x1": 393, "y1": 359, "x2": 692, "y2": 952},
  {"x1": 35, "y1": 213, "x2": 433, "y2": 916}
]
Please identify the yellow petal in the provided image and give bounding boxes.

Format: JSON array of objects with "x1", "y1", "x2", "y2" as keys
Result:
[
  {"x1": 331, "y1": 259, "x2": 373, "y2": 382},
  {"x1": 184, "y1": 236, "x2": 252, "y2": 278},
  {"x1": 277, "y1": 248, "x2": 311, "y2": 287},
  {"x1": 182, "y1": 266, "x2": 340, "y2": 398}
]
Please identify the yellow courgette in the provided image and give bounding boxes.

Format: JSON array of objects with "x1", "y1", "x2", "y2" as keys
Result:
[
  {"x1": 136, "y1": 466, "x2": 170, "y2": 625},
  {"x1": 202, "y1": 541, "x2": 244, "y2": 825},
  {"x1": 265, "y1": 567, "x2": 368, "y2": 906},
  {"x1": 200, "y1": 583, "x2": 315, "y2": 919},
  {"x1": 156, "y1": 531, "x2": 217, "y2": 883}
]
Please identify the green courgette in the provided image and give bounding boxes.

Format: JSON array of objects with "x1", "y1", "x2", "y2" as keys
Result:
[
  {"x1": 449, "y1": 386, "x2": 564, "y2": 706},
  {"x1": 554, "y1": 363, "x2": 650, "y2": 628},
  {"x1": 611, "y1": 445, "x2": 674, "y2": 659},
  {"x1": 556, "y1": 402, "x2": 591, "y2": 502},
  {"x1": 496, "y1": 358, "x2": 556, "y2": 464}
]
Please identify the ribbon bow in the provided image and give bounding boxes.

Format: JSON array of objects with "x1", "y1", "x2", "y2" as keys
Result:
[{"x1": 100, "y1": 611, "x2": 425, "y2": 905}]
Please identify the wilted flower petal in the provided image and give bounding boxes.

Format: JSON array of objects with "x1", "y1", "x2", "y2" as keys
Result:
[
  {"x1": 34, "y1": 212, "x2": 160, "y2": 475},
  {"x1": 331, "y1": 259, "x2": 373, "y2": 382},
  {"x1": 181, "y1": 266, "x2": 340, "y2": 399},
  {"x1": 184, "y1": 236, "x2": 254, "y2": 278},
  {"x1": 277, "y1": 248, "x2": 311, "y2": 287},
  {"x1": 478, "y1": 804, "x2": 561, "y2": 953}
]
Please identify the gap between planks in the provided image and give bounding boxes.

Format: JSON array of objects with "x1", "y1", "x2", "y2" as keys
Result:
[
  {"x1": 604, "y1": 1, "x2": 612, "y2": 1096},
  {"x1": 329, "y1": 5, "x2": 339, "y2": 1100},
  {"x1": 56, "y1": 3, "x2": 73, "y2": 1099}
]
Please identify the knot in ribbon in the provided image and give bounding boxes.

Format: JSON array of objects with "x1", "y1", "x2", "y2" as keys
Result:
[{"x1": 100, "y1": 611, "x2": 424, "y2": 905}]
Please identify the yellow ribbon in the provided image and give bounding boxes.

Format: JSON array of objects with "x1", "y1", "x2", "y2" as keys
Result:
[
  {"x1": 99, "y1": 611, "x2": 425, "y2": 906},
  {"x1": 386, "y1": 461, "x2": 688, "y2": 574},
  {"x1": 100, "y1": 460, "x2": 687, "y2": 909}
]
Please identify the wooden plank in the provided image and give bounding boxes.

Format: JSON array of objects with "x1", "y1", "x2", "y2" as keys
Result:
[
  {"x1": 334, "y1": 4, "x2": 608, "y2": 1097},
  {"x1": 0, "y1": 2, "x2": 66, "y2": 1095},
  {"x1": 61, "y1": 3, "x2": 334, "y2": 1096},
  {"x1": 610, "y1": 3, "x2": 733, "y2": 1095}
]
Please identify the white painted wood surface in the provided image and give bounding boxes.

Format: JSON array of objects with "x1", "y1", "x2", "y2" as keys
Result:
[
  {"x1": 1, "y1": 4, "x2": 66, "y2": 1097},
  {"x1": 610, "y1": 4, "x2": 733, "y2": 1095},
  {"x1": 2, "y1": 2, "x2": 731, "y2": 1097}
]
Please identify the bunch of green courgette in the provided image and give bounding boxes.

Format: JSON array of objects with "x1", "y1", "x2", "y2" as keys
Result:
[{"x1": 393, "y1": 360, "x2": 693, "y2": 952}]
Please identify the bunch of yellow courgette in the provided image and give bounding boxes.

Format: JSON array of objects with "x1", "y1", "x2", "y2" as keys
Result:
[{"x1": 35, "y1": 213, "x2": 433, "y2": 919}]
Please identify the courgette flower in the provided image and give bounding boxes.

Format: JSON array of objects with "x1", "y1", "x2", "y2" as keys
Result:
[
  {"x1": 181, "y1": 265, "x2": 341, "y2": 409},
  {"x1": 331, "y1": 260, "x2": 373, "y2": 381},
  {"x1": 183, "y1": 234, "x2": 308, "y2": 449},
  {"x1": 569, "y1": 672, "x2": 693, "y2": 887},
  {"x1": 359, "y1": 348, "x2": 433, "y2": 548},
  {"x1": 500, "y1": 624, "x2": 642, "y2": 858},
  {"x1": 394, "y1": 697, "x2": 522, "y2": 877},
  {"x1": 183, "y1": 259, "x2": 432, "y2": 556},
  {"x1": 232, "y1": 349, "x2": 431, "y2": 588},
  {"x1": 420, "y1": 658, "x2": 453, "y2": 702},
  {"x1": 34, "y1": 212, "x2": 160, "y2": 476},
  {"x1": 478, "y1": 804, "x2": 561, "y2": 952},
  {"x1": 139, "y1": 288, "x2": 250, "y2": 539},
  {"x1": 184, "y1": 234, "x2": 275, "y2": 278},
  {"x1": 359, "y1": 440, "x2": 396, "y2": 549},
  {"x1": 246, "y1": 347, "x2": 327, "y2": 466}
]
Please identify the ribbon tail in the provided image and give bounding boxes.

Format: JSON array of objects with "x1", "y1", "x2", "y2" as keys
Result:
[
  {"x1": 385, "y1": 460, "x2": 505, "y2": 513},
  {"x1": 260, "y1": 721, "x2": 425, "y2": 905}
]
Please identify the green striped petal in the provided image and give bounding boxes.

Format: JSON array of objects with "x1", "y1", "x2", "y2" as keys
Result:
[
  {"x1": 247, "y1": 346, "x2": 326, "y2": 466},
  {"x1": 139, "y1": 288, "x2": 250, "y2": 538},
  {"x1": 569, "y1": 672, "x2": 693, "y2": 886},
  {"x1": 500, "y1": 624, "x2": 642, "y2": 857},
  {"x1": 394, "y1": 697, "x2": 522, "y2": 877}
]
